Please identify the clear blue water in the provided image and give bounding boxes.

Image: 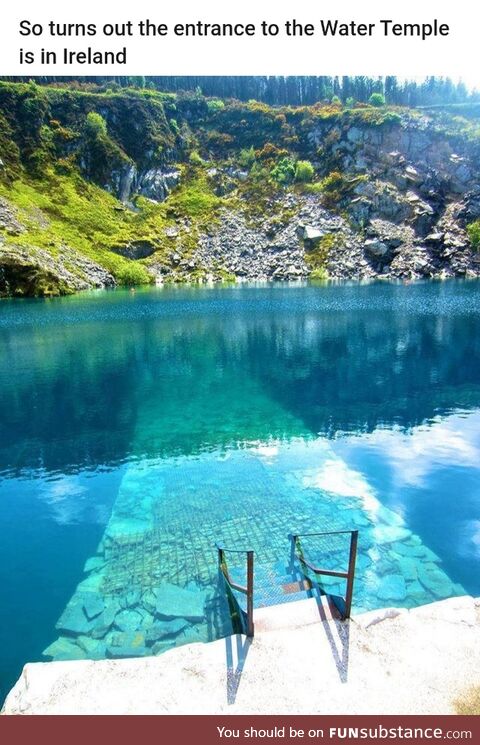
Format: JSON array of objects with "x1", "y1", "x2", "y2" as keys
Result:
[{"x1": 1, "y1": 280, "x2": 480, "y2": 703}]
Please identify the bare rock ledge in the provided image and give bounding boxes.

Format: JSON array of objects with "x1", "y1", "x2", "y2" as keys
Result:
[{"x1": 3, "y1": 596, "x2": 480, "y2": 715}]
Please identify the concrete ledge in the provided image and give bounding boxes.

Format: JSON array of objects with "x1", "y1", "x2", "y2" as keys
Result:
[{"x1": 3, "y1": 596, "x2": 480, "y2": 715}]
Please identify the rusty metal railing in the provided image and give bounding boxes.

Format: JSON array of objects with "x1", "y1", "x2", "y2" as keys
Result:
[
  {"x1": 289, "y1": 529, "x2": 358, "y2": 620},
  {"x1": 217, "y1": 544, "x2": 254, "y2": 637}
]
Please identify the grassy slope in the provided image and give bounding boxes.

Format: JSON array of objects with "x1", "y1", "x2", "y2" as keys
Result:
[{"x1": 0, "y1": 167, "x2": 227, "y2": 288}]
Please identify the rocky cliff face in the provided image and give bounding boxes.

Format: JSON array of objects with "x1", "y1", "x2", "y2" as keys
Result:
[
  {"x1": 187, "y1": 117, "x2": 480, "y2": 282},
  {"x1": 1, "y1": 83, "x2": 480, "y2": 296}
]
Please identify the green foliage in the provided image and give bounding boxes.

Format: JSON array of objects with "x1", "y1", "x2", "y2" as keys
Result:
[
  {"x1": 369, "y1": 92, "x2": 386, "y2": 107},
  {"x1": 314, "y1": 171, "x2": 368, "y2": 209},
  {"x1": 207, "y1": 99, "x2": 225, "y2": 113},
  {"x1": 467, "y1": 220, "x2": 480, "y2": 251},
  {"x1": 82, "y1": 111, "x2": 132, "y2": 186},
  {"x1": 189, "y1": 150, "x2": 204, "y2": 166},
  {"x1": 256, "y1": 142, "x2": 289, "y2": 162},
  {"x1": 0, "y1": 111, "x2": 21, "y2": 180},
  {"x1": 295, "y1": 160, "x2": 314, "y2": 183},
  {"x1": 203, "y1": 130, "x2": 234, "y2": 154},
  {"x1": 166, "y1": 175, "x2": 222, "y2": 219},
  {"x1": 303, "y1": 181, "x2": 324, "y2": 194},
  {"x1": 0, "y1": 172, "x2": 154, "y2": 284},
  {"x1": 271, "y1": 157, "x2": 295, "y2": 185},
  {"x1": 331, "y1": 95, "x2": 342, "y2": 105},
  {"x1": 85, "y1": 111, "x2": 107, "y2": 138},
  {"x1": 304, "y1": 233, "x2": 337, "y2": 278},
  {"x1": 169, "y1": 118, "x2": 179, "y2": 135},
  {"x1": 321, "y1": 171, "x2": 344, "y2": 192},
  {"x1": 238, "y1": 146, "x2": 256, "y2": 169}
]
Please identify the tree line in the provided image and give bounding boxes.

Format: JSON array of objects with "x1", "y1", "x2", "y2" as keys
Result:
[{"x1": 1, "y1": 75, "x2": 478, "y2": 107}]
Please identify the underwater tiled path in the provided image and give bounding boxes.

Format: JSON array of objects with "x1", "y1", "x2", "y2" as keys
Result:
[
  {"x1": 44, "y1": 439, "x2": 465, "y2": 662},
  {"x1": 3, "y1": 282, "x2": 480, "y2": 701}
]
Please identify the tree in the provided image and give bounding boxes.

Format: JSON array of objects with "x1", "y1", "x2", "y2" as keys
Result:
[
  {"x1": 295, "y1": 160, "x2": 315, "y2": 183},
  {"x1": 369, "y1": 92, "x2": 386, "y2": 107}
]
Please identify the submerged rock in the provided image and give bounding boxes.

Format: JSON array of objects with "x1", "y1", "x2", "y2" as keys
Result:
[
  {"x1": 145, "y1": 618, "x2": 191, "y2": 645},
  {"x1": 155, "y1": 583, "x2": 205, "y2": 621},
  {"x1": 417, "y1": 565, "x2": 454, "y2": 599},
  {"x1": 114, "y1": 608, "x2": 145, "y2": 633},
  {"x1": 43, "y1": 637, "x2": 87, "y2": 661},
  {"x1": 76, "y1": 636, "x2": 107, "y2": 659},
  {"x1": 377, "y1": 574, "x2": 407, "y2": 602},
  {"x1": 82, "y1": 594, "x2": 105, "y2": 621},
  {"x1": 106, "y1": 631, "x2": 148, "y2": 658},
  {"x1": 373, "y1": 526, "x2": 412, "y2": 545},
  {"x1": 90, "y1": 600, "x2": 120, "y2": 639},
  {"x1": 56, "y1": 597, "x2": 97, "y2": 636}
]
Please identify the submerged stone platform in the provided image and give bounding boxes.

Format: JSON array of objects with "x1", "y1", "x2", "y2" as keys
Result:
[{"x1": 3, "y1": 595, "x2": 480, "y2": 715}]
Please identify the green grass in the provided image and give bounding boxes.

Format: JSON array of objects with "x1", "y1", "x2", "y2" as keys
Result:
[
  {"x1": 467, "y1": 220, "x2": 480, "y2": 251},
  {"x1": 1, "y1": 167, "x2": 226, "y2": 287},
  {"x1": 165, "y1": 172, "x2": 222, "y2": 220},
  {"x1": 304, "y1": 233, "x2": 339, "y2": 278},
  {"x1": 1, "y1": 172, "x2": 154, "y2": 285}
]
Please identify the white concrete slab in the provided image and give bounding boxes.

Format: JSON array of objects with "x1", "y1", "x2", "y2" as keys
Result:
[{"x1": 3, "y1": 596, "x2": 480, "y2": 715}]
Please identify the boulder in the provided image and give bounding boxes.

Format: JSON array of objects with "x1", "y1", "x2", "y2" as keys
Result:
[
  {"x1": 297, "y1": 225, "x2": 324, "y2": 245},
  {"x1": 90, "y1": 600, "x2": 120, "y2": 639},
  {"x1": 405, "y1": 166, "x2": 422, "y2": 184},
  {"x1": 42, "y1": 637, "x2": 87, "y2": 661},
  {"x1": 75, "y1": 636, "x2": 107, "y2": 659},
  {"x1": 377, "y1": 574, "x2": 407, "y2": 602},
  {"x1": 373, "y1": 526, "x2": 412, "y2": 545},
  {"x1": 364, "y1": 239, "x2": 390, "y2": 260},
  {"x1": 114, "y1": 608, "x2": 145, "y2": 632},
  {"x1": 106, "y1": 631, "x2": 148, "y2": 658},
  {"x1": 56, "y1": 597, "x2": 97, "y2": 636},
  {"x1": 145, "y1": 618, "x2": 191, "y2": 645},
  {"x1": 137, "y1": 168, "x2": 180, "y2": 202},
  {"x1": 82, "y1": 594, "x2": 105, "y2": 621},
  {"x1": 417, "y1": 565, "x2": 454, "y2": 599},
  {"x1": 155, "y1": 583, "x2": 206, "y2": 621}
]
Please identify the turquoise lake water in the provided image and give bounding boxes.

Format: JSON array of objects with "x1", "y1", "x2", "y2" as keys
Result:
[{"x1": 1, "y1": 280, "x2": 480, "y2": 702}]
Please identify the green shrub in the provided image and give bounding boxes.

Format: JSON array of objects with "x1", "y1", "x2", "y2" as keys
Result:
[
  {"x1": 207, "y1": 99, "x2": 225, "y2": 113},
  {"x1": 256, "y1": 142, "x2": 289, "y2": 162},
  {"x1": 467, "y1": 220, "x2": 480, "y2": 251},
  {"x1": 238, "y1": 146, "x2": 256, "y2": 169},
  {"x1": 189, "y1": 150, "x2": 204, "y2": 165},
  {"x1": 271, "y1": 157, "x2": 295, "y2": 185},
  {"x1": 85, "y1": 111, "x2": 108, "y2": 138},
  {"x1": 305, "y1": 233, "x2": 337, "y2": 279},
  {"x1": 295, "y1": 160, "x2": 315, "y2": 183},
  {"x1": 169, "y1": 118, "x2": 179, "y2": 135},
  {"x1": 369, "y1": 92, "x2": 386, "y2": 107},
  {"x1": 82, "y1": 112, "x2": 131, "y2": 185},
  {"x1": 321, "y1": 171, "x2": 344, "y2": 192}
]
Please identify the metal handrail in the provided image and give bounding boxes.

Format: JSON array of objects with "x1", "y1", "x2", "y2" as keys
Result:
[
  {"x1": 289, "y1": 529, "x2": 358, "y2": 620},
  {"x1": 216, "y1": 544, "x2": 254, "y2": 637}
]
